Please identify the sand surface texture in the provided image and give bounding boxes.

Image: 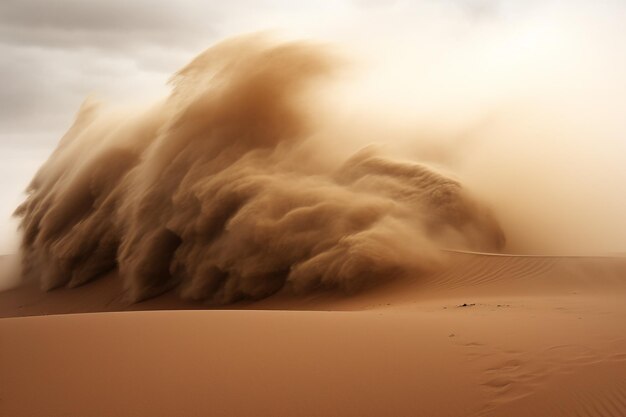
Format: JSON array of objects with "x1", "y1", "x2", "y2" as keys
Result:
[{"x1": 1, "y1": 252, "x2": 626, "y2": 417}]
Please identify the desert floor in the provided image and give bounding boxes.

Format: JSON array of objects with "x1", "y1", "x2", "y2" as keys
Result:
[{"x1": 1, "y1": 252, "x2": 625, "y2": 417}]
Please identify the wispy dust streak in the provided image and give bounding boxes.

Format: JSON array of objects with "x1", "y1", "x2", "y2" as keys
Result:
[{"x1": 15, "y1": 36, "x2": 504, "y2": 304}]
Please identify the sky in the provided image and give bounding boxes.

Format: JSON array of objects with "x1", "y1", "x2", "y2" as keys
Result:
[{"x1": 1, "y1": 0, "x2": 626, "y2": 254}]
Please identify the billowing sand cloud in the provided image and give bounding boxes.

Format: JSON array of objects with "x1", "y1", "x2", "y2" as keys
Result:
[{"x1": 15, "y1": 36, "x2": 503, "y2": 304}]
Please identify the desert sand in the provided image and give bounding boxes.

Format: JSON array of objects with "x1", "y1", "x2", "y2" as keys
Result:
[{"x1": 1, "y1": 251, "x2": 625, "y2": 417}]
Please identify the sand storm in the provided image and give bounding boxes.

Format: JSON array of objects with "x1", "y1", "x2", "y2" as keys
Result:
[
  {"x1": 14, "y1": 36, "x2": 504, "y2": 304},
  {"x1": 3, "y1": 3, "x2": 626, "y2": 417}
]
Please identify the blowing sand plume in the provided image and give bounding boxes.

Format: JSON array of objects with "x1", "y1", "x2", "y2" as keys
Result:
[{"x1": 14, "y1": 35, "x2": 504, "y2": 304}]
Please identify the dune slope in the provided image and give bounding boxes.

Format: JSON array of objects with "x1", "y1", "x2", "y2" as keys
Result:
[{"x1": 1, "y1": 252, "x2": 625, "y2": 417}]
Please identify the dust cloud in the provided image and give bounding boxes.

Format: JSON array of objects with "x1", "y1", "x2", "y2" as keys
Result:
[{"x1": 14, "y1": 36, "x2": 504, "y2": 303}]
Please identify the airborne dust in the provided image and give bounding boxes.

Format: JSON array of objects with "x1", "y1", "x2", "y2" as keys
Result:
[{"x1": 15, "y1": 36, "x2": 504, "y2": 303}]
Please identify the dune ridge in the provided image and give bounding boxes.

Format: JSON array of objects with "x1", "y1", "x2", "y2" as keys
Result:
[{"x1": 1, "y1": 251, "x2": 625, "y2": 316}]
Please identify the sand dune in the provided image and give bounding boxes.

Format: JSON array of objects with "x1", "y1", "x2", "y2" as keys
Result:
[
  {"x1": 3, "y1": 251, "x2": 626, "y2": 316},
  {"x1": 1, "y1": 252, "x2": 626, "y2": 417}
]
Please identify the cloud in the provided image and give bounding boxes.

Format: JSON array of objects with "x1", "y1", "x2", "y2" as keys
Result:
[
  {"x1": 0, "y1": 0, "x2": 216, "y2": 50},
  {"x1": 0, "y1": 0, "x2": 354, "y2": 136}
]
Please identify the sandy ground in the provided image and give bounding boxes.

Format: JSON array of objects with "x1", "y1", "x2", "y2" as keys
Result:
[{"x1": 1, "y1": 252, "x2": 626, "y2": 417}]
